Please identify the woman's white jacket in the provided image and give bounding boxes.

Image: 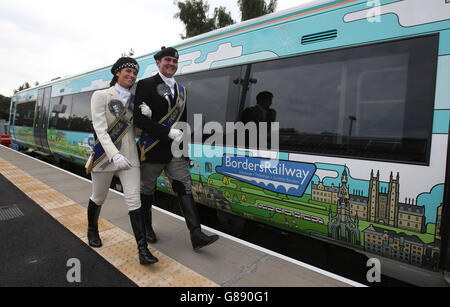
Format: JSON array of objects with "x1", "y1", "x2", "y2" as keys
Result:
[{"x1": 89, "y1": 86, "x2": 140, "y2": 172}]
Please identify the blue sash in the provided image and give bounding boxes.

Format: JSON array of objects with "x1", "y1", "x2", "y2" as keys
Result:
[
  {"x1": 86, "y1": 95, "x2": 135, "y2": 173},
  {"x1": 138, "y1": 82, "x2": 186, "y2": 162}
]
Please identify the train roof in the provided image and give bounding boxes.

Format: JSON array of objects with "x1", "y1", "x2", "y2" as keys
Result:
[
  {"x1": 15, "y1": 0, "x2": 361, "y2": 96},
  {"x1": 167, "y1": 0, "x2": 358, "y2": 50}
]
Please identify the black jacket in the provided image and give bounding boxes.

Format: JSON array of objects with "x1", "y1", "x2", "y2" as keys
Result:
[{"x1": 134, "y1": 73, "x2": 187, "y2": 164}]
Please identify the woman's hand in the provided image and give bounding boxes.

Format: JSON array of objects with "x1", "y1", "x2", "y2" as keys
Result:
[{"x1": 113, "y1": 153, "x2": 132, "y2": 170}]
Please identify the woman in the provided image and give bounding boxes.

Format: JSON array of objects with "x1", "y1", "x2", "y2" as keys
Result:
[{"x1": 85, "y1": 57, "x2": 158, "y2": 265}]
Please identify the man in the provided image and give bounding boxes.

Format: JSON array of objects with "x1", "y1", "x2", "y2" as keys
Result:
[{"x1": 134, "y1": 46, "x2": 219, "y2": 251}]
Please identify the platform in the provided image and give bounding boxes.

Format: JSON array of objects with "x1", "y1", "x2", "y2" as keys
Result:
[{"x1": 0, "y1": 145, "x2": 364, "y2": 287}]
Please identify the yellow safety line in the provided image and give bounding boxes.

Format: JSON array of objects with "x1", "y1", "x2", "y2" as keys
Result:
[{"x1": 0, "y1": 157, "x2": 218, "y2": 287}]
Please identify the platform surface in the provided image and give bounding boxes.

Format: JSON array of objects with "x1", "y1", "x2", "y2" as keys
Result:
[
  {"x1": 0, "y1": 172, "x2": 137, "y2": 287},
  {"x1": 0, "y1": 145, "x2": 363, "y2": 287}
]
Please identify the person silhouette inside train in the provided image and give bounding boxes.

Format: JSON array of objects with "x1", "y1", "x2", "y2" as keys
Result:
[{"x1": 240, "y1": 91, "x2": 277, "y2": 149}]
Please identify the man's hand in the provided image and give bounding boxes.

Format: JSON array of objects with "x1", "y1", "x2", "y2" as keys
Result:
[
  {"x1": 168, "y1": 128, "x2": 183, "y2": 142},
  {"x1": 112, "y1": 153, "x2": 132, "y2": 170},
  {"x1": 139, "y1": 102, "x2": 152, "y2": 118}
]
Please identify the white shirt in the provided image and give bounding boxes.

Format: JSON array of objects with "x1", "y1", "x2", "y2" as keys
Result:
[
  {"x1": 114, "y1": 83, "x2": 131, "y2": 105},
  {"x1": 158, "y1": 72, "x2": 176, "y2": 97}
]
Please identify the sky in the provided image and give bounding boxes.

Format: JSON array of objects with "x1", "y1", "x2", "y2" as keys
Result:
[{"x1": 0, "y1": 0, "x2": 316, "y2": 96}]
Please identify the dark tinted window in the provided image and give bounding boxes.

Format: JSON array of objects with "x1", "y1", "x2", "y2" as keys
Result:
[
  {"x1": 49, "y1": 95, "x2": 73, "y2": 130},
  {"x1": 238, "y1": 35, "x2": 437, "y2": 164},
  {"x1": 70, "y1": 91, "x2": 93, "y2": 132},
  {"x1": 14, "y1": 101, "x2": 36, "y2": 127}
]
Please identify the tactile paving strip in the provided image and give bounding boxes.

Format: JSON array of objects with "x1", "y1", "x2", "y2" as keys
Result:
[{"x1": 0, "y1": 157, "x2": 218, "y2": 287}]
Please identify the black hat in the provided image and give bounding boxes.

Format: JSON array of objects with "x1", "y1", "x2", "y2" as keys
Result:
[
  {"x1": 111, "y1": 57, "x2": 139, "y2": 75},
  {"x1": 154, "y1": 46, "x2": 179, "y2": 61}
]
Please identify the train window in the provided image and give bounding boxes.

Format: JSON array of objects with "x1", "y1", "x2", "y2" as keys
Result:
[
  {"x1": 9, "y1": 98, "x2": 16, "y2": 124},
  {"x1": 177, "y1": 66, "x2": 242, "y2": 142},
  {"x1": 14, "y1": 101, "x2": 36, "y2": 127},
  {"x1": 69, "y1": 91, "x2": 93, "y2": 133},
  {"x1": 240, "y1": 35, "x2": 437, "y2": 164},
  {"x1": 49, "y1": 95, "x2": 73, "y2": 130}
]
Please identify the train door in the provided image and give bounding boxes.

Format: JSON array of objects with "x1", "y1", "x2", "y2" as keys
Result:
[
  {"x1": 8, "y1": 97, "x2": 16, "y2": 140},
  {"x1": 33, "y1": 86, "x2": 52, "y2": 154},
  {"x1": 443, "y1": 122, "x2": 450, "y2": 277}
]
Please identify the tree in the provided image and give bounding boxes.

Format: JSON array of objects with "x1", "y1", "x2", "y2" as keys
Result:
[
  {"x1": 214, "y1": 6, "x2": 235, "y2": 29},
  {"x1": 174, "y1": 0, "x2": 215, "y2": 39},
  {"x1": 13, "y1": 82, "x2": 31, "y2": 94},
  {"x1": 121, "y1": 48, "x2": 135, "y2": 57},
  {"x1": 238, "y1": 0, "x2": 277, "y2": 21},
  {"x1": 174, "y1": 0, "x2": 234, "y2": 39}
]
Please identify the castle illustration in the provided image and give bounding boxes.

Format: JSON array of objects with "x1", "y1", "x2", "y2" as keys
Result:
[
  {"x1": 315, "y1": 169, "x2": 442, "y2": 270},
  {"x1": 327, "y1": 169, "x2": 360, "y2": 245}
]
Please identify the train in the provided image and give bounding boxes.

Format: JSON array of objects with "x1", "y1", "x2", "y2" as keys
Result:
[{"x1": 8, "y1": 0, "x2": 450, "y2": 285}]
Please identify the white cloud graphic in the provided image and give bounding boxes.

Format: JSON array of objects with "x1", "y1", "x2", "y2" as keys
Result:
[
  {"x1": 344, "y1": 0, "x2": 450, "y2": 27},
  {"x1": 180, "y1": 43, "x2": 243, "y2": 74}
]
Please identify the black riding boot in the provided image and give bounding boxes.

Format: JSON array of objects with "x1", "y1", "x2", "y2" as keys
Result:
[
  {"x1": 129, "y1": 208, "x2": 159, "y2": 265},
  {"x1": 141, "y1": 193, "x2": 157, "y2": 244},
  {"x1": 178, "y1": 194, "x2": 219, "y2": 251},
  {"x1": 87, "y1": 199, "x2": 102, "y2": 248}
]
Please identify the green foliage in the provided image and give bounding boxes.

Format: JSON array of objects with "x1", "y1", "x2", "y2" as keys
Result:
[
  {"x1": 174, "y1": 0, "x2": 235, "y2": 39},
  {"x1": 174, "y1": 0, "x2": 278, "y2": 39},
  {"x1": 13, "y1": 82, "x2": 31, "y2": 94},
  {"x1": 214, "y1": 6, "x2": 235, "y2": 29},
  {"x1": 121, "y1": 48, "x2": 135, "y2": 57}
]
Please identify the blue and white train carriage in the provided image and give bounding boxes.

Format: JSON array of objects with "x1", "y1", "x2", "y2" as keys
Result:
[{"x1": 9, "y1": 0, "x2": 450, "y2": 284}]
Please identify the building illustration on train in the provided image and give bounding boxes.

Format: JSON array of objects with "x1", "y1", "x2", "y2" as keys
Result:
[
  {"x1": 315, "y1": 169, "x2": 426, "y2": 233},
  {"x1": 170, "y1": 160, "x2": 444, "y2": 271}
]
